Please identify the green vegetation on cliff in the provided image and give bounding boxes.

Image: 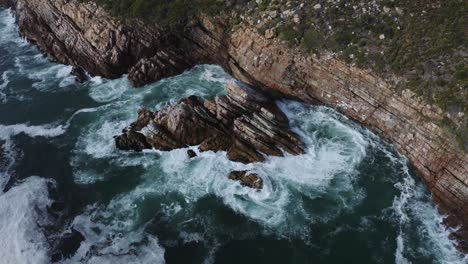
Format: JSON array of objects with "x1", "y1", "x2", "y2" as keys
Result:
[{"x1": 90, "y1": 0, "x2": 228, "y2": 27}]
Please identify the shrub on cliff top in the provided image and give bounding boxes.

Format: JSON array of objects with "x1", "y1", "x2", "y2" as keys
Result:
[{"x1": 92, "y1": 0, "x2": 226, "y2": 27}]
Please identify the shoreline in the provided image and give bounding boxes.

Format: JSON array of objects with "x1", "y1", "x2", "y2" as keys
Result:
[{"x1": 1, "y1": 0, "x2": 466, "y2": 252}]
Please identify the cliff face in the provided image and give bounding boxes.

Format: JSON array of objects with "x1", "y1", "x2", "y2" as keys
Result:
[{"x1": 2, "y1": 0, "x2": 467, "y2": 251}]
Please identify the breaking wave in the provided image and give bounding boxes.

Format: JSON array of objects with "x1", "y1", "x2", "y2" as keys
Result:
[
  {"x1": 0, "y1": 8, "x2": 27, "y2": 47},
  {"x1": 0, "y1": 123, "x2": 66, "y2": 140},
  {"x1": 0, "y1": 176, "x2": 53, "y2": 264},
  {"x1": 390, "y1": 155, "x2": 467, "y2": 264},
  {"x1": 70, "y1": 66, "x2": 369, "y2": 252},
  {"x1": 62, "y1": 204, "x2": 165, "y2": 264}
]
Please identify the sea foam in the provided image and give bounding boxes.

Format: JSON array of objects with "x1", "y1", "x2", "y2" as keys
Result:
[
  {"x1": 0, "y1": 176, "x2": 53, "y2": 264},
  {"x1": 388, "y1": 148, "x2": 467, "y2": 263}
]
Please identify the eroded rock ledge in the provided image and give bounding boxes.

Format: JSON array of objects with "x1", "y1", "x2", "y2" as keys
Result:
[
  {"x1": 115, "y1": 81, "x2": 305, "y2": 165},
  {"x1": 1, "y1": 0, "x2": 467, "y2": 252},
  {"x1": 115, "y1": 81, "x2": 304, "y2": 188}
]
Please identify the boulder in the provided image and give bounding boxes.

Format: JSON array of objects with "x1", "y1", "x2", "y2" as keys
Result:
[
  {"x1": 187, "y1": 149, "x2": 197, "y2": 158},
  {"x1": 228, "y1": 171, "x2": 263, "y2": 190},
  {"x1": 115, "y1": 81, "x2": 305, "y2": 163},
  {"x1": 71, "y1": 66, "x2": 88, "y2": 83}
]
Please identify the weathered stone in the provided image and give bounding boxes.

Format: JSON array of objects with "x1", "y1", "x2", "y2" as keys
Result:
[
  {"x1": 199, "y1": 135, "x2": 232, "y2": 152},
  {"x1": 228, "y1": 171, "x2": 263, "y2": 190},
  {"x1": 128, "y1": 49, "x2": 194, "y2": 87},
  {"x1": 187, "y1": 149, "x2": 197, "y2": 158},
  {"x1": 71, "y1": 66, "x2": 88, "y2": 83},
  {"x1": 227, "y1": 139, "x2": 265, "y2": 163},
  {"x1": 133, "y1": 108, "x2": 155, "y2": 130},
  {"x1": 115, "y1": 81, "x2": 304, "y2": 164},
  {"x1": 114, "y1": 130, "x2": 150, "y2": 152}
]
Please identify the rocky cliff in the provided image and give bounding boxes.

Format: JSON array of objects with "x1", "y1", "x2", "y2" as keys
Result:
[{"x1": 2, "y1": 0, "x2": 467, "y2": 252}]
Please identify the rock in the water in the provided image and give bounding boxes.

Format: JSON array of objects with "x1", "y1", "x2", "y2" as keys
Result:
[
  {"x1": 227, "y1": 139, "x2": 265, "y2": 163},
  {"x1": 199, "y1": 135, "x2": 232, "y2": 152},
  {"x1": 187, "y1": 149, "x2": 197, "y2": 158},
  {"x1": 228, "y1": 171, "x2": 263, "y2": 190},
  {"x1": 50, "y1": 228, "x2": 85, "y2": 262},
  {"x1": 114, "y1": 130, "x2": 150, "y2": 152},
  {"x1": 71, "y1": 66, "x2": 88, "y2": 83},
  {"x1": 128, "y1": 49, "x2": 194, "y2": 87},
  {"x1": 115, "y1": 81, "x2": 305, "y2": 163}
]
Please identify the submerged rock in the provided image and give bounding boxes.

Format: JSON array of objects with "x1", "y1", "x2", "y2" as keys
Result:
[
  {"x1": 70, "y1": 66, "x2": 88, "y2": 83},
  {"x1": 115, "y1": 81, "x2": 305, "y2": 163},
  {"x1": 228, "y1": 171, "x2": 263, "y2": 190},
  {"x1": 50, "y1": 228, "x2": 85, "y2": 262},
  {"x1": 187, "y1": 149, "x2": 197, "y2": 158}
]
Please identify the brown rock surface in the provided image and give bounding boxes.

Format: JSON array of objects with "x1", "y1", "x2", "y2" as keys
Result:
[
  {"x1": 114, "y1": 81, "x2": 305, "y2": 164},
  {"x1": 228, "y1": 171, "x2": 263, "y2": 190}
]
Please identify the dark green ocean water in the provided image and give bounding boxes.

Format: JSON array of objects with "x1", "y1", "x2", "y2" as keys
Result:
[{"x1": 0, "y1": 8, "x2": 466, "y2": 264}]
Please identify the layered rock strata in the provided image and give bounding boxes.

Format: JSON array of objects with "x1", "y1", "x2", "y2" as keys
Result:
[
  {"x1": 1, "y1": 0, "x2": 467, "y2": 252},
  {"x1": 228, "y1": 171, "x2": 263, "y2": 190},
  {"x1": 115, "y1": 81, "x2": 305, "y2": 165}
]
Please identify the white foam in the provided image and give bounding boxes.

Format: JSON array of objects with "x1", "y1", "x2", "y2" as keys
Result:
[
  {"x1": 0, "y1": 138, "x2": 19, "y2": 191},
  {"x1": 94, "y1": 101, "x2": 370, "y2": 232},
  {"x1": 0, "y1": 70, "x2": 12, "y2": 102},
  {"x1": 0, "y1": 121, "x2": 67, "y2": 189},
  {"x1": 0, "y1": 9, "x2": 27, "y2": 47},
  {"x1": 67, "y1": 64, "x2": 466, "y2": 261},
  {"x1": 62, "y1": 204, "x2": 165, "y2": 264},
  {"x1": 0, "y1": 176, "x2": 53, "y2": 264},
  {"x1": 29, "y1": 64, "x2": 74, "y2": 90},
  {"x1": 389, "y1": 150, "x2": 467, "y2": 263},
  {"x1": 80, "y1": 65, "x2": 230, "y2": 156},
  {"x1": 395, "y1": 233, "x2": 411, "y2": 264},
  {"x1": 88, "y1": 76, "x2": 130, "y2": 102},
  {"x1": 199, "y1": 64, "x2": 233, "y2": 84},
  {"x1": 80, "y1": 119, "x2": 132, "y2": 159},
  {"x1": 0, "y1": 123, "x2": 66, "y2": 140},
  {"x1": 73, "y1": 82, "x2": 370, "y2": 240}
]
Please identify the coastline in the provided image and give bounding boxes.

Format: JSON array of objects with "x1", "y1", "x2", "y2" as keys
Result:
[{"x1": 1, "y1": 0, "x2": 466, "y2": 252}]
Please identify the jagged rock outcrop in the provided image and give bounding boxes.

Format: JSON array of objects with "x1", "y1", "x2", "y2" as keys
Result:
[
  {"x1": 115, "y1": 81, "x2": 305, "y2": 164},
  {"x1": 1, "y1": 0, "x2": 467, "y2": 251},
  {"x1": 4, "y1": 0, "x2": 200, "y2": 83},
  {"x1": 228, "y1": 171, "x2": 263, "y2": 190},
  {"x1": 70, "y1": 66, "x2": 88, "y2": 83}
]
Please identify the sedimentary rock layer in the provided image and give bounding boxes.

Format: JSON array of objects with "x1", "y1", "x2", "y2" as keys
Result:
[
  {"x1": 115, "y1": 81, "x2": 305, "y2": 164},
  {"x1": 1, "y1": 0, "x2": 466, "y2": 251}
]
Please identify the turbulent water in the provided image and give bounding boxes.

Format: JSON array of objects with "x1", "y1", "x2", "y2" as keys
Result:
[{"x1": 0, "y1": 8, "x2": 466, "y2": 264}]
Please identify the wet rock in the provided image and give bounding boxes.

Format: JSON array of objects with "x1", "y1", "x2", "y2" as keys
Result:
[
  {"x1": 133, "y1": 108, "x2": 155, "y2": 130},
  {"x1": 187, "y1": 149, "x2": 197, "y2": 158},
  {"x1": 115, "y1": 81, "x2": 305, "y2": 163},
  {"x1": 114, "y1": 130, "x2": 150, "y2": 152},
  {"x1": 128, "y1": 49, "x2": 194, "y2": 87},
  {"x1": 50, "y1": 228, "x2": 85, "y2": 262},
  {"x1": 199, "y1": 134, "x2": 232, "y2": 152},
  {"x1": 70, "y1": 66, "x2": 88, "y2": 83},
  {"x1": 228, "y1": 171, "x2": 263, "y2": 190},
  {"x1": 227, "y1": 139, "x2": 265, "y2": 163}
]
